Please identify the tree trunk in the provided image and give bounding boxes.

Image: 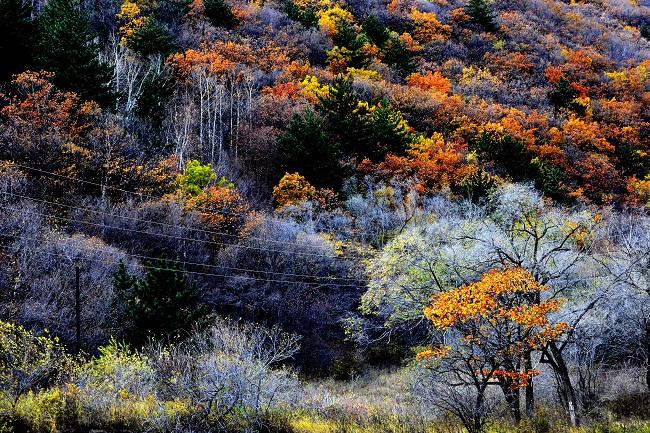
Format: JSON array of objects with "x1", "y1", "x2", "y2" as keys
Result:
[
  {"x1": 501, "y1": 383, "x2": 521, "y2": 423},
  {"x1": 645, "y1": 320, "x2": 650, "y2": 392},
  {"x1": 525, "y1": 352, "x2": 535, "y2": 417},
  {"x1": 473, "y1": 391, "x2": 485, "y2": 433},
  {"x1": 547, "y1": 341, "x2": 580, "y2": 426}
]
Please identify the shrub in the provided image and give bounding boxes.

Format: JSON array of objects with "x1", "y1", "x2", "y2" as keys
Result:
[
  {"x1": 0, "y1": 322, "x2": 67, "y2": 404},
  {"x1": 70, "y1": 341, "x2": 188, "y2": 431},
  {"x1": 604, "y1": 392, "x2": 650, "y2": 419},
  {"x1": 14, "y1": 388, "x2": 68, "y2": 433},
  {"x1": 174, "y1": 160, "x2": 218, "y2": 197},
  {"x1": 151, "y1": 320, "x2": 301, "y2": 431},
  {"x1": 273, "y1": 173, "x2": 318, "y2": 208},
  {"x1": 185, "y1": 185, "x2": 249, "y2": 234},
  {"x1": 461, "y1": 168, "x2": 497, "y2": 202}
]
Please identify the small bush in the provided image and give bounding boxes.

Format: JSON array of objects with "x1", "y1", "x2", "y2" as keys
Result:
[
  {"x1": 604, "y1": 392, "x2": 650, "y2": 420},
  {"x1": 14, "y1": 388, "x2": 66, "y2": 433}
]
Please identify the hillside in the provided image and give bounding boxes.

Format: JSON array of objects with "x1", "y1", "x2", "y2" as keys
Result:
[{"x1": 0, "y1": 0, "x2": 649, "y2": 430}]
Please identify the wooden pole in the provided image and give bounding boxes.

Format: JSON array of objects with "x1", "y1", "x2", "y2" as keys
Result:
[{"x1": 75, "y1": 265, "x2": 81, "y2": 353}]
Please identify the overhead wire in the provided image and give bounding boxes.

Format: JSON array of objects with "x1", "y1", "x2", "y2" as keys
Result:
[
  {"x1": 2, "y1": 204, "x2": 359, "y2": 260},
  {"x1": 2, "y1": 190, "x2": 338, "y2": 250},
  {"x1": 0, "y1": 231, "x2": 365, "y2": 283},
  {"x1": 0, "y1": 233, "x2": 364, "y2": 287},
  {"x1": 11, "y1": 162, "x2": 379, "y2": 239}
]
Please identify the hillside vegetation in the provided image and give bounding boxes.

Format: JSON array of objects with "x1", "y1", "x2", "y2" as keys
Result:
[{"x1": 0, "y1": 0, "x2": 649, "y2": 430}]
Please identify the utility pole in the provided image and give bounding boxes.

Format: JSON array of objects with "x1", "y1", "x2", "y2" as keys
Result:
[{"x1": 75, "y1": 265, "x2": 81, "y2": 353}]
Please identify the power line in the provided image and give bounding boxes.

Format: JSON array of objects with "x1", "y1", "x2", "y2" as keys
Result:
[
  {"x1": 11, "y1": 162, "x2": 378, "y2": 238},
  {"x1": 0, "y1": 232, "x2": 365, "y2": 283},
  {"x1": 2, "y1": 190, "x2": 337, "y2": 250},
  {"x1": 0, "y1": 235, "x2": 363, "y2": 287},
  {"x1": 3, "y1": 204, "x2": 358, "y2": 260}
]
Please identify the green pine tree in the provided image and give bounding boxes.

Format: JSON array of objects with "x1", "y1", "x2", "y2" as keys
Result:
[
  {"x1": 548, "y1": 77, "x2": 586, "y2": 114},
  {"x1": 116, "y1": 257, "x2": 205, "y2": 346},
  {"x1": 283, "y1": 0, "x2": 317, "y2": 28},
  {"x1": 113, "y1": 261, "x2": 137, "y2": 295},
  {"x1": 35, "y1": 0, "x2": 117, "y2": 107},
  {"x1": 333, "y1": 20, "x2": 358, "y2": 49},
  {"x1": 534, "y1": 160, "x2": 567, "y2": 201},
  {"x1": 0, "y1": 0, "x2": 34, "y2": 81},
  {"x1": 465, "y1": 0, "x2": 498, "y2": 32},
  {"x1": 332, "y1": 21, "x2": 371, "y2": 69},
  {"x1": 473, "y1": 132, "x2": 532, "y2": 181},
  {"x1": 365, "y1": 100, "x2": 414, "y2": 161},
  {"x1": 135, "y1": 71, "x2": 175, "y2": 153},
  {"x1": 641, "y1": 24, "x2": 650, "y2": 41},
  {"x1": 300, "y1": 6, "x2": 318, "y2": 28},
  {"x1": 111, "y1": 260, "x2": 137, "y2": 329},
  {"x1": 136, "y1": 70, "x2": 175, "y2": 129},
  {"x1": 381, "y1": 35, "x2": 416, "y2": 77},
  {"x1": 277, "y1": 109, "x2": 345, "y2": 189},
  {"x1": 461, "y1": 169, "x2": 496, "y2": 203},
  {"x1": 203, "y1": 0, "x2": 238, "y2": 29},
  {"x1": 126, "y1": 17, "x2": 175, "y2": 57},
  {"x1": 317, "y1": 75, "x2": 370, "y2": 158},
  {"x1": 361, "y1": 15, "x2": 390, "y2": 48}
]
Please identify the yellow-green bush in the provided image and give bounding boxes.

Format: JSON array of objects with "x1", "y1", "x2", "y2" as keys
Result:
[
  {"x1": 9, "y1": 383, "x2": 191, "y2": 433},
  {"x1": 0, "y1": 392, "x2": 13, "y2": 433},
  {"x1": 0, "y1": 321, "x2": 67, "y2": 403},
  {"x1": 68, "y1": 341, "x2": 191, "y2": 431},
  {"x1": 14, "y1": 388, "x2": 66, "y2": 433},
  {"x1": 291, "y1": 415, "x2": 337, "y2": 433}
]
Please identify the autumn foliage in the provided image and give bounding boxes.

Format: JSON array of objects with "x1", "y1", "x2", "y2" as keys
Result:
[
  {"x1": 272, "y1": 172, "x2": 317, "y2": 207},
  {"x1": 420, "y1": 267, "x2": 568, "y2": 388}
]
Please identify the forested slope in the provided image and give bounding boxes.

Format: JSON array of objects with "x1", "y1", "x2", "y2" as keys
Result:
[{"x1": 0, "y1": 0, "x2": 649, "y2": 429}]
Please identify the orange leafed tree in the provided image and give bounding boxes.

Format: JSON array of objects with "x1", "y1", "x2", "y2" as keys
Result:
[
  {"x1": 185, "y1": 185, "x2": 251, "y2": 235},
  {"x1": 373, "y1": 133, "x2": 470, "y2": 192},
  {"x1": 406, "y1": 71, "x2": 451, "y2": 95},
  {"x1": 167, "y1": 41, "x2": 292, "y2": 78},
  {"x1": 418, "y1": 267, "x2": 569, "y2": 425},
  {"x1": 0, "y1": 71, "x2": 99, "y2": 169}
]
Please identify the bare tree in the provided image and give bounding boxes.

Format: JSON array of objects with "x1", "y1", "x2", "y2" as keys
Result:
[{"x1": 151, "y1": 319, "x2": 300, "y2": 430}]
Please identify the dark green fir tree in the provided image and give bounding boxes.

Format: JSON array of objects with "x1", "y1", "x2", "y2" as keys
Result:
[
  {"x1": 136, "y1": 70, "x2": 175, "y2": 127},
  {"x1": 126, "y1": 17, "x2": 175, "y2": 57},
  {"x1": 366, "y1": 100, "x2": 414, "y2": 161},
  {"x1": 465, "y1": 0, "x2": 498, "y2": 32},
  {"x1": 473, "y1": 132, "x2": 532, "y2": 181},
  {"x1": 35, "y1": 0, "x2": 117, "y2": 107},
  {"x1": 317, "y1": 75, "x2": 370, "y2": 158},
  {"x1": 0, "y1": 0, "x2": 34, "y2": 81},
  {"x1": 113, "y1": 257, "x2": 205, "y2": 346},
  {"x1": 277, "y1": 109, "x2": 345, "y2": 189},
  {"x1": 135, "y1": 70, "x2": 176, "y2": 152},
  {"x1": 361, "y1": 15, "x2": 390, "y2": 48},
  {"x1": 332, "y1": 20, "x2": 371, "y2": 69},
  {"x1": 111, "y1": 260, "x2": 137, "y2": 330},
  {"x1": 641, "y1": 23, "x2": 650, "y2": 41},
  {"x1": 381, "y1": 35, "x2": 416, "y2": 77},
  {"x1": 283, "y1": 0, "x2": 317, "y2": 28},
  {"x1": 299, "y1": 6, "x2": 317, "y2": 28},
  {"x1": 204, "y1": 0, "x2": 238, "y2": 29}
]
